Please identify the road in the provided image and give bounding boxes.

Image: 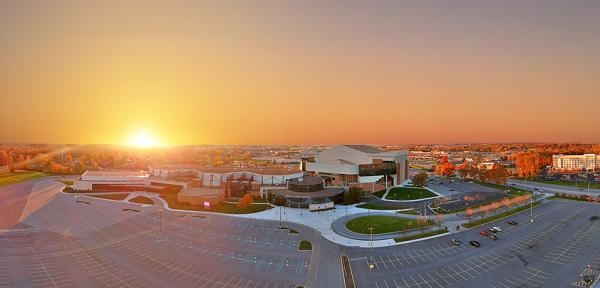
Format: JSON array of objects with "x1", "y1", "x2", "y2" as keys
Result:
[{"x1": 2, "y1": 177, "x2": 600, "y2": 287}]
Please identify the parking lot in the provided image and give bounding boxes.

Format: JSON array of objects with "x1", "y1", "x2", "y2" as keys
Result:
[
  {"x1": 2, "y1": 177, "x2": 600, "y2": 288},
  {"x1": 0, "y1": 179, "x2": 325, "y2": 288},
  {"x1": 349, "y1": 199, "x2": 600, "y2": 288}
]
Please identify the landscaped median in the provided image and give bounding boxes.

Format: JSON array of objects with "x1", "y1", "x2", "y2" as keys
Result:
[
  {"x1": 394, "y1": 228, "x2": 448, "y2": 243},
  {"x1": 463, "y1": 200, "x2": 542, "y2": 228},
  {"x1": 159, "y1": 193, "x2": 273, "y2": 214},
  {"x1": 385, "y1": 187, "x2": 437, "y2": 201},
  {"x1": 345, "y1": 215, "x2": 433, "y2": 234}
]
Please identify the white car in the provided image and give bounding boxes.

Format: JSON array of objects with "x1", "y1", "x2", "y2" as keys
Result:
[{"x1": 492, "y1": 226, "x2": 502, "y2": 232}]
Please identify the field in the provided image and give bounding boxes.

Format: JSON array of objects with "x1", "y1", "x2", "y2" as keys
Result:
[
  {"x1": 160, "y1": 194, "x2": 273, "y2": 214},
  {"x1": 129, "y1": 196, "x2": 155, "y2": 205},
  {"x1": 87, "y1": 194, "x2": 129, "y2": 201},
  {"x1": 346, "y1": 215, "x2": 433, "y2": 234},
  {"x1": 0, "y1": 171, "x2": 47, "y2": 187},
  {"x1": 394, "y1": 228, "x2": 448, "y2": 243},
  {"x1": 531, "y1": 179, "x2": 600, "y2": 189},
  {"x1": 385, "y1": 187, "x2": 436, "y2": 200},
  {"x1": 463, "y1": 201, "x2": 542, "y2": 228}
]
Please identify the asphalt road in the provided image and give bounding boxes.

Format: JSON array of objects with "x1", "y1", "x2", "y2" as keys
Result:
[{"x1": 2, "y1": 177, "x2": 600, "y2": 288}]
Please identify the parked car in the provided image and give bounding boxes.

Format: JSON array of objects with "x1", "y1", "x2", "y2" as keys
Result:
[
  {"x1": 492, "y1": 226, "x2": 502, "y2": 232},
  {"x1": 507, "y1": 221, "x2": 518, "y2": 226},
  {"x1": 489, "y1": 228, "x2": 497, "y2": 233},
  {"x1": 480, "y1": 231, "x2": 490, "y2": 237},
  {"x1": 450, "y1": 239, "x2": 461, "y2": 246},
  {"x1": 469, "y1": 240, "x2": 481, "y2": 247},
  {"x1": 489, "y1": 235, "x2": 498, "y2": 240}
]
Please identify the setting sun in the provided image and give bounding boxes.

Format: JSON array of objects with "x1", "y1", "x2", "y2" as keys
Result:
[{"x1": 128, "y1": 132, "x2": 160, "y2": 148}]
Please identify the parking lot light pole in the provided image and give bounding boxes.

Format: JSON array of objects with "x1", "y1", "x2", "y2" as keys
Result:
[
  {"x1": 279, "y1": 206, "x2": 282, "y2": 228},
  {"x1": 368, "y1": 227, "x2": 374, "y2": 270},
  {"x1": 158, "y1": 207, "x2": 163, "y2": 241},
  {"x1": 530, "y1": 191, "x2": 534, "y2": 223}
]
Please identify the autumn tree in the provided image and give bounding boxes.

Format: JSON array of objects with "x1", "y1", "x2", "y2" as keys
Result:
[
  {"x1": 237, "y1": 193, "x2": 254, "y2": 209},
  {"x1": 412, "y1": 172, "x2": 428, "y2": 187}
]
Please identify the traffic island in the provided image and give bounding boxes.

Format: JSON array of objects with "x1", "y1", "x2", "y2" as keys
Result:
[
  {"x1": 345, "y1": 215, "x2": 433, "y2": 234},
  {"x1": 394, "y1": 228, "x2": 448, "y2": 243},
  {"x1": 298, "y1": 240, "x2": 312, "y2": 251}
]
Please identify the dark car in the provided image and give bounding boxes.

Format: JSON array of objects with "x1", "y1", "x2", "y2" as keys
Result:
[
  {"x1": 489, "y1": 235, "x2": 498, "y2": 240},
  {"x1": 469, "y1": 240, "x2": 480, "y2": 247},
  {"x1": 507, "y1": 221, "x2": 518, "y2": 226}
]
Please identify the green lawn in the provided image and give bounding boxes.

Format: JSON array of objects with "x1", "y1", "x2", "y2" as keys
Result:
[
  {"x1": 463, "y1": 201, "x2": 542, "y2": 228},
  {"x1": 356, "y1": 203, "x2": 408, "y2": 210},
  {"x1": 87, "y1": 194, "x2": 129, "y2": 201},
  {"x1": 385, "y1": 187, "x2": 436, "y2": 201},
  {"x1": 474, "y1": 180, "x2": 530, "y2": 196},
  {"x1": 346, "y1": 215, "x2": 433, "y2": 234},
  {"x1": 0, "y1": 171, "x2": 47, "y2": 187},
  {"x1": 160, "y1": 194, "x2": 272, "y2": 214},
  {"x1": 394, "y1": 228, "x2": 448, "y2": 243},
  {"x1": 129, "y1": 196, "x2": 154, "y2": 205},
  {"x1": 529, "y1": 179, "x2": 600, "y2": 189},
  {"x1": 299, "y1": 240, "x2": 312, "y2": 251},
  {"x1": 372, "y1": 189, "x2": 387, "y2": 198}
]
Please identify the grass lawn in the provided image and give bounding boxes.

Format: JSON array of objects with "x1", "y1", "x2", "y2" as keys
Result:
[
  {"x1": 549, "y1": 194, "x2": 600, "y2": 202},
  {"x1": 160, "y1": 194, "x2": 272, "y2": 214},
  {"x1": 0, "y1": 171, "x2": 47, "y2": 187},
  {"x1": 394, "y1": 228, "x2": 448, "y2": 243},
  {"x1": 474, "y1": 180, "x2": 530, "y2": 196},
  {"x1": 356, "y1": 203, "x2": 407, "y2": 210},
  {"x1": 346, "y1": 215, "x2": 433, "y2": 234},
  {"x1": 385, "y1": 187, "x2": 436, "y2": 201},
  {"x1": 59, "y1": 179, "x2": 74, "y2": 186},
  {"x1": 298, "y1": 240, "x2": 312, "y2": 251},
  {"x1": 372, "y1": 189, "x2": 387, "y2": 198},
  {"x1": 87, "y1": 194, "x2": 129, "y2": 201},
  {"x1": 129, "y1": 196, "x2": 154, "y2": 205},
  {"x1": 463, "y1": 201, "x2": 542, "y2": 228},
  {"x1": 530, "y1": 179, "x2": 600, "y2": 189}
]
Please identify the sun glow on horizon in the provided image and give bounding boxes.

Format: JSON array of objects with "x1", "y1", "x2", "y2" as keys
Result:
[{"x1": 127, "y1": 131, "x2": 160, "y2": 148}]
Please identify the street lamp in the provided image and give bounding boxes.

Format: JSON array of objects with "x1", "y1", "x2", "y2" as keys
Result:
[
  {"x1": 158, "y1": 207, "x2": 164, "y2": 241},
  {"x1": 530, "y1": 191, "x2": 534, "y2": 223},
  {"x1": 279, "y1": 205, "x2": 282, "y2": 228},
  {"x1": 368, "y1": 227, "x2": 375, "y2": 270}
]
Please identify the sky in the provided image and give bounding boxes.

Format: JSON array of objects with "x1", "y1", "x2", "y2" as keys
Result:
[{"x1": 1, "y1": 0, "x2": 599, "y2": 145}]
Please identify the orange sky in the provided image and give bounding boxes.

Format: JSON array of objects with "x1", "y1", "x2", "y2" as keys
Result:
[{"x1": 1, "y1": 1, "x2": 599, "y2": 145}]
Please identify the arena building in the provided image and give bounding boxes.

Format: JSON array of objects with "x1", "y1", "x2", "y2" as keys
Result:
[
  {"x1": 263, "y1": 176, "x2": 344, "y2": 209},
  {"x1": 300, "y1": 145, "x2": 409, "y2": 192}
]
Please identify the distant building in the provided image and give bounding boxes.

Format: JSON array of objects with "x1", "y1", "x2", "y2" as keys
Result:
[
  {"x1": 552, "y1": 154, "x2": 600, "y2": 171},
  {"x1": 300, "y1": 145, "x2": 408, "y2": 191}
]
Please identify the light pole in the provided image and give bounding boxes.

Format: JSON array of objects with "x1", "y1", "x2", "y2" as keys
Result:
[
  {"x1": 588, "y1": 182, "x2": 591, "y2": 195},
  {"x1": 279, "y1": 205, "x2": 282, "y2": 228},
  {"x1": 530, "y1": 191, "x2": 534, "y2": 223},
  {"x1": 158, "y1": 207, "x2": 163, "y2": 241},
  {"x1": 368, "y1": 227, "x2": 374, "y2": 270}
]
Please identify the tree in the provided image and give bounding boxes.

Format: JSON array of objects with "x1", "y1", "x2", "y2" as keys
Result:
[
  {"x1": 237, "y1": 193, "x2": 254, "y2": 209},
  {"x1": 485, "y1": 164, "x2": 508, "y2": 184},
  {"x1": 412, "y1": 172, "x2": 428, "y2": 187},
  {"x1": 438, "y1": 162, "x2": 456, "y2": 177},
  {"x1": 344, "y1": 187, "x2": 364, "y2": 205}
]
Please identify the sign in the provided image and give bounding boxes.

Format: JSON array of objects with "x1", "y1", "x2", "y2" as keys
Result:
[
  {"x1": 309, "y1": 201, "x2": 334, "y2": 212},
  {"x1": 203, "y1": 201, "x2": 211, "y2": 209}
]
